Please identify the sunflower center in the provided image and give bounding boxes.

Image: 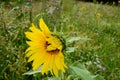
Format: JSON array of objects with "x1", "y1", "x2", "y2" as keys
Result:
[{"x1": 46, "y1": 36, "x2": 62, "y2": 53}]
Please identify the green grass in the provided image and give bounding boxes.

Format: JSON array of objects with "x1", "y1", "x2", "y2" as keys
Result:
[{"x1": 0, "y1": 0, "x2": 120, "y2": 80}]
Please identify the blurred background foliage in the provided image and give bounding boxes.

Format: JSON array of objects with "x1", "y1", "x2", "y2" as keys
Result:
[{"x1": 0, "y1": 0, "x2": 120, "y2": 80}]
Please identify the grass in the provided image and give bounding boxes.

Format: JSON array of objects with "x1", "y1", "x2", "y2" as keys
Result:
[{"x1": 0, "y1": 0, "x2": 120, "y2": 80}]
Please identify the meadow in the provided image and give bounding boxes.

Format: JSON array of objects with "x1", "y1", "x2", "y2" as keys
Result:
[{"x1": 0, "y1": 0, "x2": 120, "y2": 80}]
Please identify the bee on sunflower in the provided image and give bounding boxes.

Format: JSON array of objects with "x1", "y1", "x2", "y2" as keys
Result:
[{"x1": 25, "y1": 18, "x2": 67, "y2": 77}]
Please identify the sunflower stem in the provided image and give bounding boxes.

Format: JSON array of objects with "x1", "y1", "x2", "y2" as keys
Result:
[
  {"x1": 54, "y1": 26, "x2": 57, "y2": 33},
  {"x1": 61, "y1": 72, "x2": 64, "y2": 80}
]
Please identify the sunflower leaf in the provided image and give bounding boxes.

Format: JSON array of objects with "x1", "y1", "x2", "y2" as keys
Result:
[
  {"x1": 93, "y1": 75, "x2": 105, "y2": 80},
  {"x1": 46, "y1": 77, "x2": 61, "y2": 80},
  {"x1": 66, "y1": 36, "x2": 91, "y2": 44},
  {"x1": 23, "y1": 66, "x2": 41, "y2": 75},
  {"x1": 66, "y1": 47, "x2": 75, "y2": 53},
  {"x1": 66, "y1": 37, "x2": 80, "y2": 43},
  {"x1": 70, "y1": 66, "x2": 93, "y2": 80},
  {"x1": 68, "y1": 61, "x2": 104, "y2": 80}
]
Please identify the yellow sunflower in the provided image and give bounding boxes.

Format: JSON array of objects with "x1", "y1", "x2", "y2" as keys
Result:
[{"x1": 25, "y1": 18, "x2": 67, "y2": 77}]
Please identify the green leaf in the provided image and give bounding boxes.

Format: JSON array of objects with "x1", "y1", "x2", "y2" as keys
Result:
[
  {"x1": 66, "y1": 47, "x2": 75, "y2": 53},
  {"x1": 68, "y1": 61, "x2": 104, "y2": 80},
  {"x1": 72, "y1": 61, "x2": 86, "y2": 70},
  {"x1": 23, "y1": 66, "x2": 41, "y2": 75},
  {"x1": 66, "y1": 37, "x2": 80, "y2": 43},
  {"x1": 70, "y1": 66, "x2": 94, "y2": 80},
  {"x1": 46, "y1": 77, "x2": 61, "y2": 80},
  {"x1": 66, "y1": 36, "x2": 91, "y2": 44},
  {"x1": 93, "y1": 75, "x2": 105, "y2": 80}
]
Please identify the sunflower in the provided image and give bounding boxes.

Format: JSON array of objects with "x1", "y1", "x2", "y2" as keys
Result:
[{"x1": 25, "y1": 18, "x2": 67, "y2": 77}]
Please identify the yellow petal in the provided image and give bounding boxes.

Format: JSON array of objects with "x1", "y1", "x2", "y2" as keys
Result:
[
  {"x1": 25, "y1": 29, "x2": 46, "y2": 42},
  {"x1": 55, "y1": 54, "x2": 61, "y2": 70},
  {"x1": 53, "y1": 62, "x2": 58, "y2": 77},
  {"x1": 26, "y1": 50, "x2": 34, "y2": 57},
  {"x1": 41, "y1": 54, "x2": 51, "y2": 75},
  {"x1": 28, "y1": 52, "x2": 41, "y2": 62},
  {"x1": 49, "y1": 54, "x2": 55, "y2": 75},
  {"x1": 55, "y1": 53, "x2": 65, "y2": 72},
  {"x1": 29, "y1": 23, "x2": 40, "y2": 33},
  {"x1": 25, "y1": 47, "x2": 31, "y2": 53},
  {"x1": 59, "y1": 52, "x2": 67, "y2": 69},
  {"x1": 26, "y1": 41, "x2": 44, "y2": 48},
  {"x1": 39, "y1": 18, "x2": 51, "y2": 36},
  {"x1": 32, "y1": 52, "x2": 46, "y2": 70}
]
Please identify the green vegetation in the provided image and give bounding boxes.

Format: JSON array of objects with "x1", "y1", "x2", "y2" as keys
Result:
[{"x1": 0, "y1": 0, "x2": 120, "y2": 80}]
